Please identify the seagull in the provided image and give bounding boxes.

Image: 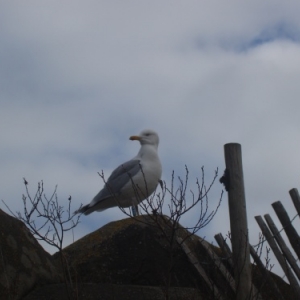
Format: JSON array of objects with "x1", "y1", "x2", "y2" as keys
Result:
[{"x1": 75, "y1": 129, "x2": 162, "y2": 216}]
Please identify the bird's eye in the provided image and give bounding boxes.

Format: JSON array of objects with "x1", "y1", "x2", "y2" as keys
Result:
[{"x1": 145, "y1": 133, "x2": 151, "y2": 136}]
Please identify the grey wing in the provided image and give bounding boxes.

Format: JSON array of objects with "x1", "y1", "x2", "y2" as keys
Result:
[{"x1": 96, "y1": 159, "x2": 141, "y2": 200}]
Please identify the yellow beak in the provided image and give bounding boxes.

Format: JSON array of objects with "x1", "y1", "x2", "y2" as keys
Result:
[{"x1": 129, "y1": 135, "x2": 141, "y2": 141}]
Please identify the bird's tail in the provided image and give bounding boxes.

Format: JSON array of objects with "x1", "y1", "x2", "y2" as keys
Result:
[{"x1": 74, "y1": 204, "x2": 92, "y2": 215}]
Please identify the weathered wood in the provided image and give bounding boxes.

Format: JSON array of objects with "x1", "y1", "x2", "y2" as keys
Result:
[
  {"x1": 198, "y1": 239, "x2": 236, "y2": 293},
  {"x1": 176, "y1": 237, "x2": 224, "y2": 300},
  {"x1": 255, "y1": 215, "x2": 300, "y2": 296},
  {"x1": 214, "y1": 233, "x2": 263, "y2": 300},
  {"x1": 249, "y1": 245, "x2": 285, "y2": 300},
  {"x1": 272, "y1": 201, "x2": 300, "y2": 259},
  {"x1": 214, "y1": 233, "x2": 234, "y2": 268},
  {"x1": 224, "y1": 143, "x2": 252, "y2": 300},
  {"x1": 264, "y1": 214, "x2": 300, "y2": 280},
  {"x1": 289, "y1": 188, "x2": 300, "y2": 217}
]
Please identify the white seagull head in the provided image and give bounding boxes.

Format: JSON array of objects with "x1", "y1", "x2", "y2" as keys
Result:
[{"x1": 129, "y1": 129, "x2": 159, "y2": 148}]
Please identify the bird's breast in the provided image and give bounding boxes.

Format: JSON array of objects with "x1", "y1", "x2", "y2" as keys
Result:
[{"x1": 121, "y1": 156, "x2": 162, "y2": 200}]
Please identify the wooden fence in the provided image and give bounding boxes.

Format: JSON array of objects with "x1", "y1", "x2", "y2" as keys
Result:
[{"x1": 184, "y1": 143, "x2": 300, "y2": 300}]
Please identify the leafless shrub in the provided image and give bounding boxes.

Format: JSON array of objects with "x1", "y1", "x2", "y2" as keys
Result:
[
  {"x1": 3, "y1": 166, "x2": 223, "y2": 300},
  {"x1": 2, "y1": 179, "x2": 80, "y2": 300}
]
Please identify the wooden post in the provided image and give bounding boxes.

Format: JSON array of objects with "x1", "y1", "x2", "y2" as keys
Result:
[
  {"x1": 223, "y1": 143, "x2": 251, "y2": 300},
  {"x1": 198, "y1": 239, "x2": 236, "y2": 293},
  {"x1": 215, "y1": 233, "x2": 264, "y2": 300},
  {"x1": 272, "y1": 201, "x2": 300, "y2": 259},
  {"x1": 255, "y1": 215, "x2": 300, "y2": 296},
  {"x1": 249, "y1": 245, "x2": 285, "y2": 300},
  {"x1": 215, "y1": 233, "x2": 234, "y2": 268},
  {"x1": 264, "y1": 214, "x2": 300, "y2": 280},
  {"x1": 177, "y1": 237, "x2": 224, "y2": 300},
  {"x1": 289, "y1": 188, "x2": 300, "y2": 217}
]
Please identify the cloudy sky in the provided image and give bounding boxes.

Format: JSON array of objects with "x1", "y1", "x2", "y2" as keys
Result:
[{"x1": 1, "y1": 1, "x2": 300, "y2": 279}]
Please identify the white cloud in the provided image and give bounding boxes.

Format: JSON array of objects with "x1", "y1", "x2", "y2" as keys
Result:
[{"x1": 1, "y1": 1, "x2": 300, "y2": 280}]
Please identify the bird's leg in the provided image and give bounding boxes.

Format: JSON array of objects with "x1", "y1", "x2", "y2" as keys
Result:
[{"x1": 131, "y1": 205, "x2": 139, "y2": 216}]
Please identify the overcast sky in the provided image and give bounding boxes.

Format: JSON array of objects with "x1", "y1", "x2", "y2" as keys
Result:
[{"x1": 1, "y1": 1, "x2": 300, "y2": 279}]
